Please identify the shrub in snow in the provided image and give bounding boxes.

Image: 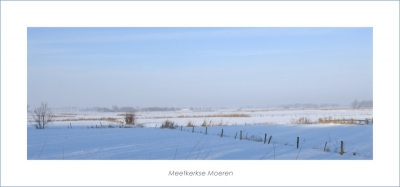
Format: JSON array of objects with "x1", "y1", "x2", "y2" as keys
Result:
[
  {"x1": 291, "y1": 117, "x2": 313, "y2": 124},
  {"x1": 125, "y1": 112, "x2": 136, "y2": 125},
  {"x1": 186, "y1": 121, "x2": 195, "y2": 127},
  {"x1": 161, "y1": 120, "x2": 176, "y2": 129},
  {"x1": 201, "y1": 120, "x2": 207, "y2": 127}
]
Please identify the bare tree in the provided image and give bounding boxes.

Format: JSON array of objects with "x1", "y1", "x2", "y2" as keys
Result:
[
  {"x1": 31, "y1": 102, "x2": 54, "y2": 129},
  {"x1": 357, "y1": 100, "x2": 366, "y2": 109},
  {"x1": 351, "y1": 99, "x2": 367, "y2": 109},
  {"x1": 351, "y1": 99, "x2": 358, "y2": 109},
  {"x1": 112, "y1": 105, "x2": 119, "y2": 112}
]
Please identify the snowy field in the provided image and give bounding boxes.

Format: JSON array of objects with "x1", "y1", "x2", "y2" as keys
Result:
[{"x1": 27, "y1": 108, "x2": 373, "y2": 160}]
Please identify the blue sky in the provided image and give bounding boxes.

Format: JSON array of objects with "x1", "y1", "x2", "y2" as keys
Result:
[{"x1": 28, "y1": 27, "x2": 372, "y2": 108}]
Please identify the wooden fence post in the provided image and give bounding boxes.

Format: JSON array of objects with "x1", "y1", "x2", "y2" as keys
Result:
[
  {"x1": 324, "y1": 142, "x2": 327, "y2": 151},
  {"x1": 192, "y1": 126, "x2": 194, "y2": 133},
  {"x1": 264, "y1": 134, "x2": 267, "y2": 144},
  {"x1": 297, "y1": 137, "x2": 299, "y2": 149},
  {"x1": 340, "y1": 141, "x2": 344, "y2": 155},
  {"x1": 205, "y1": 127, "x2": 207, "y2": 135},
  {"x1": 181, "y1": 126, "x2": 182, "y2": 131},
  {"x1": 221, "y1": 129, "x2": 224, "y2": 137},
  {"x1": 268, "y1": 136, "x2": 272, "y2": 144},
  {"x1": 240, "y1": 131, "x2": 242, "y2": 140}
]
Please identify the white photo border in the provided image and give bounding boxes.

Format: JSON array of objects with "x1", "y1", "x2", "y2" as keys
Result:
[{"x1": 1, "y1": 1, "x2": 399, "y2": 186}]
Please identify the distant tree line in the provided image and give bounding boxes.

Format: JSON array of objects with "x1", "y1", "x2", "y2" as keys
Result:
[
  {"x1": 350, "y1": 99, "x2": 373, "y2": 109},
  {"x1": 111, "y1": 106, "x2": 136, "y2": 112},
  {"x1": 140, "y1": 107, "x2": 180, "y2": 112},
  {"x1": 80, "y1": 106, "x2": 182, "y2": 112},
  {"x1": 275, "y1": 103, "x2": 342, "y2": 109},
  {"x1": 37, "y1": 100, "x2": 373, "y2": 114}
]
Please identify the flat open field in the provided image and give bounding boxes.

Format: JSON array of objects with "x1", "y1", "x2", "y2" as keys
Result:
[{"x1": 27, "y1": 108, "x2": 373, "y2": 160}]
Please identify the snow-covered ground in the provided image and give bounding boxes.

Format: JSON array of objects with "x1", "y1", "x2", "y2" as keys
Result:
[
  {"x1": 28, "y1": 108, "x2": 373, "y2": 126},
  {"x1": 27, "y1": 109, "x2": 373, "y2": 160}
]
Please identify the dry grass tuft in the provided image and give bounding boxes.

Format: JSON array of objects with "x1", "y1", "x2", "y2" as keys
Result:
[
  {"x1": 186, "y1": 121, "x2": 195, "y2": 127},
  {"x1": 57, "y1": 117, "x2": 123, "y2": 124},
  {"x1": 177, "y1": 114, "x2": 251, "y2": 118},
  {"x1": 291, "y1": 117, "x2": 313, "y2": 124}
]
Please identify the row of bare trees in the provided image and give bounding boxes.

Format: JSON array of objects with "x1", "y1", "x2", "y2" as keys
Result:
[
  {"x1": 30, "y1": 102, "x2": 137, "y2": 129},
  {"x1": 350, "y1": 99, "x2": 373, "y2": 109}
]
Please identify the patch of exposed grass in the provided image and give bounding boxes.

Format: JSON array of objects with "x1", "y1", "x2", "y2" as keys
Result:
[
  {"x1": 318, "y1": 116, "x2": 356, "y2": 124},
  {"x1": 290, "y1": 116, "x2": 360, "y2": 124},
  {"x1": 57, "y1": 117, "x2": 123, "y2": 124},
  {"x1": 148, "y1": 114, "x2": 251, "y2": 119},
  {"x1": 177, "y1": 114, "x2": 251, "y2": 118},
  {"x1": 291, "y1": 117, "x2": 313, "y2": 124},
  {"x1": 51, "y1": 113, "x2": 78, "y2": 118}
]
